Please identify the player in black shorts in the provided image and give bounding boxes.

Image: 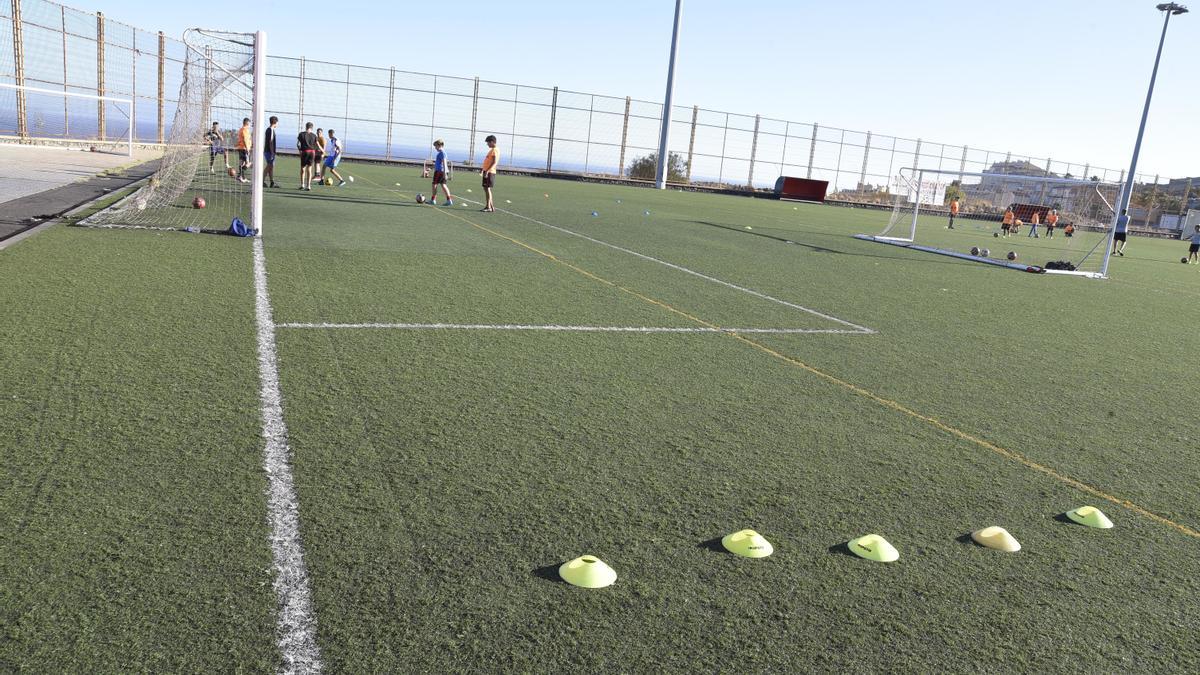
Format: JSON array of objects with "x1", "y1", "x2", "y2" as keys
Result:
[{"x1": 297, "y1": 122, "x2": 318, "y2": 191}]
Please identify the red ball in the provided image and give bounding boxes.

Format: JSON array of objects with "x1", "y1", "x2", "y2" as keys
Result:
[{"x1": 192, "y1": 196, "x2": 206, "y2": 209}]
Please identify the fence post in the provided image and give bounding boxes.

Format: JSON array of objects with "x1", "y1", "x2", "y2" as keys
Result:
[
  {"x1": 131, "y1": 31, "x2": 136, "y2": 144},
  {"x1": 617, "y1": 96, "x2": 631, "y2": 177},
  {"x1": 157, "y1": 31, "x2": 165, "y2": 143},
  {"x1": 717, "y1": 112, "x2": 729, "y2": 184},
  {"x1": 546, "y1": 86, "x2": 558, "y2": 173},
  {"x1": 343, "y1": 64, "x2": 350, "y2": 145},
  {"x1": 385, "y1": 66, "x2": 395, "y2": 160},
  {"x1": 780, "y1": 120, "x2": 789, "y2": 177},
  {"x1": 858, "y1": 131, "x2": 871, "y2": 192},
  {"x1": 12, "y1": 0, "x2": 27, "y2": 140},
  {"x1": 959, "y1": 145, "x2": 968, "y2": 180},
  {"x1": 685, "y1": 105, "x2": 698, "y2": 182},
  {"x1": 97, "y1": 12, "x2": 106, "y2": 141},
  {"x1": 430, "y1": 75, "x2": 438, "y2": 148},
  {"x1": 913, "y1": 138, "x2": 922, "y2": 171},
  {"x1": 1180, "y1": 179, "x2": 1192, "y2": 216},
  {"x1": 583, "y1": 94, "x2": 594, "y2": 173},
  {"x1": 747, "y1": 114, "x2": 760, "y2": 189},
  {"x1": 61, "y1": 7, "x2": 69, "y2": 137},
  {"x1": 297, "y1": 57, "x2": 305, "y2": 126},
  {"x1": 806, "y1": 123, "x2": 818, "y2": 179},
  {"x1": 468, "y1": 76, "x2": 479, "y2": 165}
]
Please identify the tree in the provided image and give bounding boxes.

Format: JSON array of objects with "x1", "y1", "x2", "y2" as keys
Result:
[
  {"x1": 944, "y1": 180, "x2": 965, "y2": 205},
  {"x1": 627, "y1": 152, "x2": 689, "y2": 183}
]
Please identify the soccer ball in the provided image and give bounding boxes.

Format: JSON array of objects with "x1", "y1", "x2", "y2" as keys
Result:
[
  {"x1": 980, "y1": 248, "x2": 990, "y2": 257},
  {"x1": 227, "y1": 167, "x2": 236, "y2": 177},
  {"x1": 192, "y1": 196, "x2": 206, "y2": 209},
  {"x1": 347, "y1": 176, "x2": 354, "y2": 183},
  {"x1": 970, "y1": 246, "x2": 980, "y2": 256},
  {"x1": 324, "y1": 177, "x2": 333, "y2": 186},
  {"x1": 1183, "y1": 257, "x2": 1190, "y2": 264},
  {"x1": 416, "y1": 194, "x2": 426, "y2": 204},
  {"x1": 1007, "y1": 251, "x2": 1018, "y2": 261},
  {"x1": 993, "y1": 232, "x2": 999, "y2": 238},
  {"x1": 135, "y1": 198, "x2": 147, "y2": 211}
]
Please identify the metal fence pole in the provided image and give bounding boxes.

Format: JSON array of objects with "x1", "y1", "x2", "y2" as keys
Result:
[
  {"x1": 97, "y1": 12, "x2": 106, "y2": 141},
  {"x1": 583, "y1": 94, "x2": 593, "y2": 174},
  {"x1": 618, "y1": 96, "x2": 630, "y2": 177},
  {"x1": 747, "y1": 114, "x2": 760, "y2": 189},
  {"x1": 157, "y1": 31, "x2": 164, "y2": 143},
  {"x1": 913, "y1": 138, "x2": 922, "y2": 171},
  {"x1": 1180, "y1": 179, "x2": 1192, "y2": 216},
  {"x1": 297, "y1": 57, "x2": 305, "y2": 126},
  {"x1": 1082, "y1": 163, "x2": 1090, "y2": 180},
  {"x1": 959, "y1": 145, "x2": 967, "y2": 180},
  {"x1": 717, "y1": 112, "x2": 729, "y2": 184},
  {"x1": 806, "y1": 123, "x2": 817, "y2": 179},
  {"x1": 779, "y1": 120, "x2": 789, "y2": 177},
  {"x1": 832, "y1": 129, "x2": 844, "y2": 191},
  {"x1": 385, "y1": 66, "x2": 395, "y2": 160},
  {"x1": 546, "y1": 86, "x2": 558, "y2": 173},
  {"x1": 131, "y1": 31, "x2": 136, "y2": 143},
  {"x1": 12, "y1": 0, "x2": 27, "y2": 140},
  {"x1": 343, "y1": 64, "x2": 350, "y2": 144},
  {"x1": 858, "y1": 131, "x2": 871, "y2": 191},
  {"x1": 62, "y1": 6, "x2": 69, "y2": 137},
  {"x1": 685, "y1": 105, "x2": 697, "y2": 182},
  {"x1": 468, "y1": 77, "x2": 479, "y2": 165},
  {"x1": 431, "y1": 74, "x2": 438, "y2": 148}
]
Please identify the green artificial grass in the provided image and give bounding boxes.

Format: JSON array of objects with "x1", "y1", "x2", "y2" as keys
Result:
[
  {"x1": 262, "y1": 163, "x2": 1200, "y2": 670},
  {"x1": 0, "y1": 226, "x2": 279, "y2": 671},
  {"x1": 2, "y1": 160, "x2": 1197, "y2": 671}
]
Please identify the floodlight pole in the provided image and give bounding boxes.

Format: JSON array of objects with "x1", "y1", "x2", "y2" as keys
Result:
[
  {"x1": 1114, "y1": 4, "x2": 1187, "y2": 225},
  {"x1": 655, "y1": 0, "x2": 683, "y2": 190}
]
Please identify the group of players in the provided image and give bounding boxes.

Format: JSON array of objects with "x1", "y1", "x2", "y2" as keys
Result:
[{"x1": 204, "y1": 119, "x2": 501, "y2": 211}]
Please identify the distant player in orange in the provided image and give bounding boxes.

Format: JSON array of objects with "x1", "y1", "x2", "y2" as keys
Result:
[
  {"x1": 1001, "y1": 207, "x2": 1015, "y2": 237},
  {"x1": 1064, "y1": 223, "x2": 1075, "y2": 238},
  {"x1": 1027, "y1": 209, "x2": 1040, "y2": 238},
  {"x1": 1045, "y1": 209, "x2": 1059, "y2": 238},
  {"x1": 480, "y1": 134, "x2": 499, "y2": 212},
  {"x1": 235, "y1": 117, "x2": 252, "y2": 184},
  {"x1": 947, "y1": 198, "x2": 960, "y2": 229}
]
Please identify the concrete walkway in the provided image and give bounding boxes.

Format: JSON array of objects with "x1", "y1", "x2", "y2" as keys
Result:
[{"x1": 0, "y1": 143, "x2": 163, "y2": 244}]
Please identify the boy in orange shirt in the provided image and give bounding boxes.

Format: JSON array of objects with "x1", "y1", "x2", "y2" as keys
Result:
[
  {"x1": 947, "y1": 198, "x2": 959, "y2": 229},
  {"x1": 1045, "y1": 209, "x2": 1059, "y2": 238},
  {"x1": 1001, "y1": 207, "x2": 1015, "y2": 237},
  {"x1": 480, "y1": 134, "x2": 499, "y2": 212},
  {"x1": 235, "y1": 117, "x2": 252, "y2": 184}
]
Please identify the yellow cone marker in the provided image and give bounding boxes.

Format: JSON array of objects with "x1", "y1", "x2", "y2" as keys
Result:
[
  {"x1": 847, "y1": 534, "x2": 899, "y2": 562},
  {"x1": 1066, "y1": 506, "x2": 1113, "y2": 529},
  {"x1": 971, "y1": 526, "x2": 1021, "y2": 552},
  {"x1": 559, "y1": 555, "x2": 617, "y2": 588},
  {"x1": 721, "y1": 529, "x2": 774, "y2": 558}
]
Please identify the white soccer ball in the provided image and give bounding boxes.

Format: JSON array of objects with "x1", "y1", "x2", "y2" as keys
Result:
[
  {"x1": 981, "y1": 248, "x2": 991, "y2": 257},
  {"x1": 416, "y1": 193, "x2": 425, "y2": 204},
  {"x1": 347, "y1": 176, "x2": 354, "y2": 182},
  {"x1": 135, "y1": 198, "x2": 147, "y2": 211}
]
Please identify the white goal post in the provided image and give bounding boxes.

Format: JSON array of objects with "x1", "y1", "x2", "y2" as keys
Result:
[
  {"x1": 0, "y1": 82, "x2": 133, "y2": 157},
  {"x1": 857, "y1": 167, "x2": 1123, "y2": 279}
]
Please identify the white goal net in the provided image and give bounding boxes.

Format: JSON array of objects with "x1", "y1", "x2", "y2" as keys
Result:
[
  {"x1": 860, "y1": 168, "x2": 1122, "y2": 278},
  {"x1": 83, "y1": 29, "x2": 265, "y2": 234}
]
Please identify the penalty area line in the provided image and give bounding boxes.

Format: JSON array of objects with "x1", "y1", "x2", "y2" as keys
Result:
[{"x1": 275, "y1": 322, "x2": 868, "y2": 335}]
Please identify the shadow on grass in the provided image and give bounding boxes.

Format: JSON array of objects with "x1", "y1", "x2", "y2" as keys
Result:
[
  {"x1": 532, "y1": 563, "x2": 567, "y2": 584},
  {"x1": 954, "y1": 532, "x2": 976, "y2": 545},
  {"x1": 1053, "y1": 512, "x2": 1078, "y2": 525},
  {"x1": 826, "y1": 542, "x2": 858, "y2": 558},
  {"x1": 696, "y1": 537, "x2": 726, "y2": 553},
  {"x1": 689, "y1": 220, "x2": 971, "y2": 267},
  {"x1": 272, "y1": 190, "x2": 424, "y2": 209}
]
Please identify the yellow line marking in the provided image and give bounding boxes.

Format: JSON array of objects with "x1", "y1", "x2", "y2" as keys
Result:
[{"x1": 371, "y1": 177, "x2": 1200, "y2": 539}]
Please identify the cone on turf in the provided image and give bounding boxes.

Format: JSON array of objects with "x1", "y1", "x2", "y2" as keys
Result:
[
  {"x1": 559, "y1": 555, "x2": 617, "y2": 588},
  {"x1": 721, "y1": 529, "x2": 774, "y2": 558},
  {"x1": 1065, "y1": 506, "x2": 1113, "y2": 529},
  {"x1": 971, "y1": 526, "x2": 1021, "y2": 552},
  {"x1": 847, "y1": 534, "x2": 899, "y2": 562}
]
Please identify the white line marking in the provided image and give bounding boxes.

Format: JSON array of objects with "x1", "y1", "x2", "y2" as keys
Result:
[
  {"x1": 253, "y1": 237, "x2": 323, "y2": 673},
  {"x1": 451, "y1": 195, "x2": 875, "y2": 334},
  {"x1": 277, "y1": 322, "x2": 867, "y2": 335}
]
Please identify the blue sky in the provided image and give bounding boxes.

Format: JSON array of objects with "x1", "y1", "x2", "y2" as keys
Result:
[{"x1": 101, "y1": 0, "x2": 1197, "y2": 178}]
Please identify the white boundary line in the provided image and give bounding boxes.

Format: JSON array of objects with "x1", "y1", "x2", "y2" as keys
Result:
[
  {"x1": 253, "y1": 237, "x2": 323, "y2": 672},
  {"x1": 277, "y1": 322, "x2": 867, "y2": 335},
  {"x1": 452, "y1": 195, "x2": 876, "y2": 334}
]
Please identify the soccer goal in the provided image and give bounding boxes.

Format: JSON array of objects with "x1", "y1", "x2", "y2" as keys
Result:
[
  {"x1": 0, "y1": 82, "x2": 133, "y2": 156},
  {"x1": 856, "y1": 168, "x2": 1122, "y2": 278},
  {"x1": 83, "y1": 29, "x2": 266, "y2": 235}
]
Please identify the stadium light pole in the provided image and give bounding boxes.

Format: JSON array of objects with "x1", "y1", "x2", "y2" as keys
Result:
[
  {"x1": 655, "y1": 0, "x2": 683, "y2": 190},
  {"x1": 1114, "y1": 3, "x2": 1187, "y2": 223}
]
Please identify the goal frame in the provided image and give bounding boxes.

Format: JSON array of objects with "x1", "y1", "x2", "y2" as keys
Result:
[
  {"x1": 0, "y1": 82, "x2": 133, "y2": 157},
  {"x1": 856, "y1": 167, "x2": 1123, "y2": 279}
]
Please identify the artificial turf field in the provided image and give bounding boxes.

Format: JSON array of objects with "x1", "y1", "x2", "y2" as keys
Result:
[{"x1": 2, "y1": 160, "x2": 1199, "y2": 671}]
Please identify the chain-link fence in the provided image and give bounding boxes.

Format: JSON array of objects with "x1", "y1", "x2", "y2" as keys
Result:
[{"x1": 1, "y1": 0, "x2": 1192, "y2": 222}]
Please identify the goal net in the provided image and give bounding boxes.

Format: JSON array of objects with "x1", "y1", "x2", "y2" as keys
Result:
[
  {"x1": 83, "y1": 29, "x2": 265, "y2": 234},
  {"x1": 0, "y1": 83, "x2": 133, "y2": 156},
  {"x1": 857, "y1": 168, "x2": 1122, "y2": 278}
]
